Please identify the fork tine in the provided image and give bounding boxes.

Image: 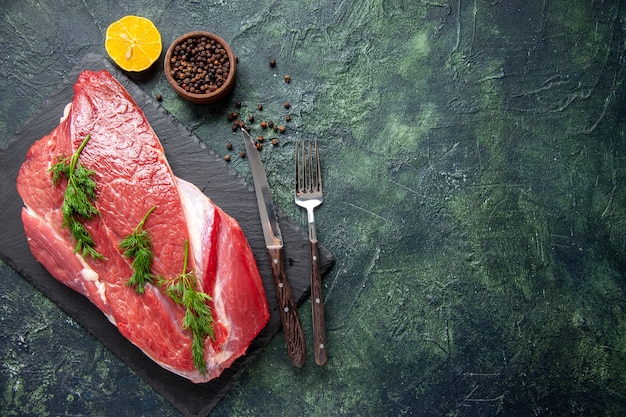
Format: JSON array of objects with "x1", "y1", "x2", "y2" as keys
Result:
[
  {"x1": 296, "y1": 140, "x2": 306, "y2": 193},
  {"x1": 306, "y1": 141, "x2": 313, "y2": 192},
  {"x1": 303, "y1": 141, "x2": 309, "y2": 192},
  {"x1": 295, "y1": 141, "x2": 301, "y2": 192},
  {"x1": 314, "y1": 141, "x2": 322, "y2": 192}
]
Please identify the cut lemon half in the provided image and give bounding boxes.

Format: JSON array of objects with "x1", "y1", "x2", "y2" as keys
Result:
[{"x1": 105, "y1": 15, "x2": 162, "y2": 72}]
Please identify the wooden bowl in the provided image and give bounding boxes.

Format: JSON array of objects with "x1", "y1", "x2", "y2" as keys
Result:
[{"x1": 164, "y1": 31, "x2": 237, "y2": 104}]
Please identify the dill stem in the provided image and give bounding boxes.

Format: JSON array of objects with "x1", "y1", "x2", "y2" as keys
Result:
[
  {"x1": 137, "y1": 205, "x2": 157, "y2": 230},
  {"x1": 182, "y1": 239, "x2": 190, "y2": 275},
  {"x1": 69, "y1": 134, "x2": 91, "y2": 177}
]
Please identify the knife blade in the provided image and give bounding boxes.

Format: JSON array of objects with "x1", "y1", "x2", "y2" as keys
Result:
[{"x1": 242, "y1": 129, "x2": 307, "y2": 367}]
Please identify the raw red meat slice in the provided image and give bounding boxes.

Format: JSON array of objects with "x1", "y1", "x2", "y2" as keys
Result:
[{"x1": 16, "y1": 70, "x2": 270, "y2": 383}]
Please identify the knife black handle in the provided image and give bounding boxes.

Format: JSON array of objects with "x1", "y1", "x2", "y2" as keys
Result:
[
  {"x1": 267, "y1": 247, "x2": 307, "y2": 367},
  {"x1": 310, "y1": 240, "x2": 327, "y2": 365}
]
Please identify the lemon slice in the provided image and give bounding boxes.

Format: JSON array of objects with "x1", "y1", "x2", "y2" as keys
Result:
[{"x1": 105, "y1": 15, "x2": 162, "y2": 72}]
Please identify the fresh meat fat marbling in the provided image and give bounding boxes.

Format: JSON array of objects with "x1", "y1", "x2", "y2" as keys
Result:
[{"x1": 16, "y1": 70, "x2": 270, "y2": 383}]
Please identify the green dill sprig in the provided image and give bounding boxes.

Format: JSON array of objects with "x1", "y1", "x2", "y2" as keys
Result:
[
  {"x1": 160, "y1": 240, "x2": 215, "y2": 374},
  {"x1": 121, "y1": 205, "x2": 158, "y2": 294},
  {"x1": 50, "y1": 134, "x2": 103, "y2": 259}
]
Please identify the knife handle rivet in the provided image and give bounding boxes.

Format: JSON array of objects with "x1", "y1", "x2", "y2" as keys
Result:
[
  {"x1": 313, "y1": 255, "x2": 317, "y2": 261},
  {"x1": 273, "y1": 258, "x2": 279, "y2": 264},
  {"x1": 284, "y1": 307, "x2": 289, "y2": 312},
  {"x1": 279, "y1": 282, "x2": 284, "y2": 288},
  {"x1": 315, "y1": 298, "x2": 321, "y2": 304}
]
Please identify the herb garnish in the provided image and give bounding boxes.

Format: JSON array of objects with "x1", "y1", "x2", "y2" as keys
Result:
[
  {"x1": 50, "y1": 134, "x2": 103, "y2": 259},
  {"x1": 160, "y1": 240, "x2": 215, "y2": 373},
  {"x1": 121, "y1": 205, "x2": 157, "y2": 294}
]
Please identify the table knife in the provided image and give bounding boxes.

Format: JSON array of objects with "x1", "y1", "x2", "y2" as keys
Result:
[{"x1": 242, "y1": 129, "x2": 307, "y2": 367}]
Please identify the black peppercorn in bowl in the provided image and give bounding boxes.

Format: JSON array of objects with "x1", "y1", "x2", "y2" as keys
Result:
[{"x1": 164, "y1": 31, "x2": 237, "y2": 104}]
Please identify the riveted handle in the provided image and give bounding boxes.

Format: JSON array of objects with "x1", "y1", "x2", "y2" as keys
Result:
[
  {"x1": 310, "y1": 240, "x2": 327, "y2": 365},
  {"x1": 268, "y1": 247, "x2": 306, "y2": 367}
]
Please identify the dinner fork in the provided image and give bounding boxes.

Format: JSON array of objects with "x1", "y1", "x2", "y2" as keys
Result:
[{"x1": 294, "y1": 141, "x2": 327, "y2": 365}]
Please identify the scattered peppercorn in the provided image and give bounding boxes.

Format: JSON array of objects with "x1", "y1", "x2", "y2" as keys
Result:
[
  {"x1": 223, "y1": 74, "x2": 297, "y2": 151},
  {"x1": 168, "y1": 35, "x2": 231, "y2": 94},
  {"x1": 224, "y1": 155, "x2": 231, "y2": 162},
  {"x1": 227, "y1": 111, "x2": 238, "y2": 122},
  {"x1": 232, "y1": 120, "x2": 247, "y2": 132},
  {"x1": 269, "y1": 58, "x2": 276, "y2": 68},
  {"x1": 155, "y1": 93, "x2": 163, "y2": 101}
]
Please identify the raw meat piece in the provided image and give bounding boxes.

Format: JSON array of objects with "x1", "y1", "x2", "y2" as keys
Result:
[{"x1": 16, "y1": 70, "x2": 270, "y2": 383}]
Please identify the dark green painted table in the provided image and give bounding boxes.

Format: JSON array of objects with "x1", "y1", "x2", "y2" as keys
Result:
[{"x1": 2, "y1": 1, "x2": 626, "y2": 416}]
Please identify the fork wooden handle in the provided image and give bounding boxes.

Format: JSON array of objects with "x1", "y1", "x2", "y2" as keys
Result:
[
  {"x1": 268, "y1": 247, "x2": 307, "y2": 368},
  {"x1": 310, "y1": 240, "x2": 327, "y2": 365}
]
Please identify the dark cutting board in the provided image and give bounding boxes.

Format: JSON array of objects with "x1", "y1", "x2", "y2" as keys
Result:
[{"x1": 0, "y1": 54, "x2": 334, "y2": 417}]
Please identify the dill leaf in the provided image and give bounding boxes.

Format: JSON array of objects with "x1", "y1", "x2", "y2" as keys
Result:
[
  {"x1": 160, "y1": 240, "x2": 215, "y2": 374},
  {"x1": 50, "y1": 134, "x2": 103, "y2": 259},
  {"x1": 121, "y1": 205, "x2": 157, "y2": 294}
]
